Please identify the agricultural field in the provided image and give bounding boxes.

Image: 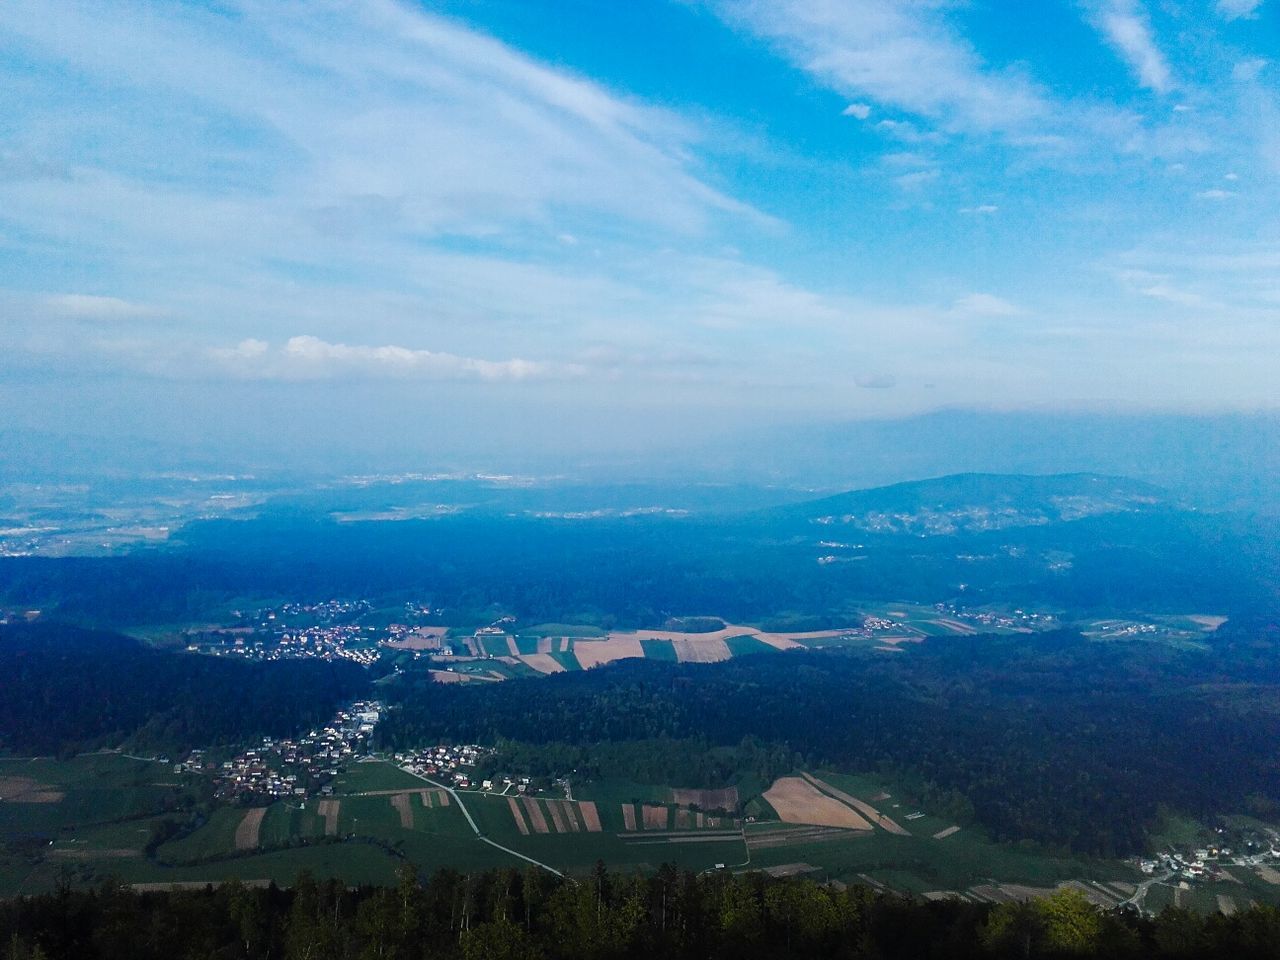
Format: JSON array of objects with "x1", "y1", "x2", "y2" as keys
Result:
[
  {"x1": 331, "y1": 760, "x2": 435, "y2": 794},
  {"x1": 1079, "y1": 613, "x2": 1225, "y2": 648},
  {"x1": 464, "y1": 793, "x2": 747, "y2": 875},
  {"x1": 410, "y1": 606, "x2": 1150, "y2": 681},
  {"x1": 6, "y1": 755, "x2": 1274, "y2": 914},
  {"x1": 0, "y1": 753, "x2": 205, "y2": 839}
]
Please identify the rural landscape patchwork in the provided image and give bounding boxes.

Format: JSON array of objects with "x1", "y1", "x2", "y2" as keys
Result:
[{"x1": 3, "y1": 0, "x2": 1279, "y2": 956}]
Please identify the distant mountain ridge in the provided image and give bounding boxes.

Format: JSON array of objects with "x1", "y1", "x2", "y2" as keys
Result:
[{"x1": 767, "y1": 473, "x2": 1168, "y2": 536}]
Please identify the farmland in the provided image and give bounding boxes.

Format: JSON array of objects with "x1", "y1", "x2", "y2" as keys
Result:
[
  {"x1": 404, "y1": 605, "x2": 1083, "y2": 683},
  {"x1": 3, "y1": 753, "x2": 1277, "y2": 916}
]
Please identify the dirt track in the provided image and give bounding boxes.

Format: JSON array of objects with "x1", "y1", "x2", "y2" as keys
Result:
[
  {"x1": 578, "y1": 801, "x2": 603, "y2": 832},
  {"x1": 763, "y1": 777, "x2": 872, "y2": 830},
  {"x1": 317, "y1": 800, "x2": 341, "y2": 836},
  {"x1": 642, "y1": 805, "x2": 669, "y2": 830},
  {"x1": 391, "y1": 793, "x2": 413, "y2": 829},
  {"x1": 508, "y1": 797, "x2": 530, "y2": 835},
  {"x1": 0, "y1": 777, "x2": 64, "y2": 803},
  {"x1": 234, "y1": 808, "x2": 267, "y2": 850},
  {"x1": 801, "y1": 773, "x2": 908, "y2": 835},
  {"x1": 574, "y1": 635, "x2": 645, "y2": 669},
  {"x1": 671, "y1": 786, "x2": 739, "y2": 811},
  {"x1": 522, "y1": 653, "x2": 566, "y2": 674},
  {"x1": 521, "y1": 797, "x2": 550, "y2": 833}
]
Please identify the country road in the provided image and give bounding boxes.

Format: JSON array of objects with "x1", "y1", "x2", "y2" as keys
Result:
[
  {"x1": 398, "y1": 765, "x2": 565, "y2": 878},
  {"x1": 1121, "y1": 869, "x2": 1173, "y2": 915}
]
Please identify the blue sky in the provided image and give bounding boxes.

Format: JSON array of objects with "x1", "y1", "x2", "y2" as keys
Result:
[{"x1": 0, "y1": 0, "x2": 1277, "y2": 461}]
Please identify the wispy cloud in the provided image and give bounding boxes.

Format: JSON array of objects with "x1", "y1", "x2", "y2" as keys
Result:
[
  {"x1": 708, "y1": 0, "x2": 1052, "y2": 134},
  {"x1": 1233, "y1": 58, "x2": 1269, "y2": 82},
  {"x1": 0, "y1": 0, "x2": 754, "y2": 242},
  {"x1": 45, "y1": 293, "x2": 162, "y2": 320},
  {"x1": 1086, "y1": 0, "x2": 1173, "y2": 94},
  {"x1": 207, "y1": 335, "x2": 555, "y2": 381},
  {"x1": 950, "y1": 293, "x2": 1023, "y2": 318},
  {"x1": 1216, "y1": 0, "x2": 1264, "y2": 19}
]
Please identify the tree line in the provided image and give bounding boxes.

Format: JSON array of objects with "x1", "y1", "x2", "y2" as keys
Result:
[
  {"x1": 0, "y1": 623, "x2": 369, "y2": 756},
  {"x1": 4, "y1": 866, "x2": 1279, "y2": 960}
]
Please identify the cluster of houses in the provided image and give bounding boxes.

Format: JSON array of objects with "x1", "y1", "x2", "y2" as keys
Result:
[
  {"x1": 392, "y1": 744, "x2": 506, "y2": 792},
  {"x1": 274, "y1": 599, "x2": 374, "y2": 621},
  {"x1": 1140, "y1": 837, "x2": 1280, "y2": 883},
  {"x1": 948, "y1": 606, "x2": 1056, "y2": 630},
  {"x1": 861, "y1": 617, "x2": 900, "y2": 633},
  {"x1": 211, "y1": 700, "x2": 383, "y2": 801},
  {"x1": 184, "y1": 616, "x2": 383, "y2": 664}
]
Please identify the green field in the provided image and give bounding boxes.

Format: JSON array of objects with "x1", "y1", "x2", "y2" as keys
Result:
[
  {"x1": 5, "y1": 756, "x2": 1275, "y2": 911},
  {"x1": 638, "y1": 639, "x2": 678, "y2": 661},
  {"x1": 521, "y1": 624, "x2": 606, "y2": 638},
  {"x1": 331, "y1": 761, "x2": 432, "y2": 794},
  {"x1": 0, "y1": 753, "x2": 204, "y2": 836},
  {"x1": 723, "y1": 634, "x2": 776, "y2": 657},
  {"x1": 572, "y1": 778, "x2": 673, "y2": 807},
  {"x1": 465, "y1": 793, "x2": 747, "y2": 875}
]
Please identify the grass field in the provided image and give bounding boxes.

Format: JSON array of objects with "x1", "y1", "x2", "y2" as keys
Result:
[
  {"x1": 157, "y1": 807, "x2": 246, "y2": 862},
  {"x1": 639, "y1": 639, "x2": 678, "y2": 661},
  {"x1": 743, "y1": 821, "x2": 1123, "y2": 894},
  {"x1": 522, "y1": 624, "x2": 606, "y2": 638},
  {"x1": 0, "y1": 754, "x2": 204, "y2": 836},
  {"x1": 573, "y1": 778, "x2": 677, "y2": 808},
  {"x1": 465, "y1": 794, "x2": 747, "y2": 875},
  {"x1": 6, "y1": 756, "x2": 1275, "y2": 911},
  {"x1": 331, "y1": 761, "x2": 430, "y2": 794},
  {"x1": 724, "y1": 634, "x2": 777, "y2": 657}
]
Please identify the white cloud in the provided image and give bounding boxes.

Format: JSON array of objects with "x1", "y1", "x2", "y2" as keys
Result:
[
  {"x1": 1232, "y1": 58, "x2": 1269, "y2": 82},
  {"x1": 1216, "y1": 0, "x2": 1264, "y2": 19},
  {"x1": 208, "y1": 335, "x2": 554, "y2": 381},
  {"x1": 0, "y1": 0, "x2": 754, "y2": 239},
  {"x1": 959, "y1": 204, "x2": 999, "y2": 215},
  {"x1": 1087, "y1": 1, "x2": 1173, "y2": 94},
  {"x1": 951, "y1": 293, "x2": 1023, "y2": 317},
  {"x1": 709, "y1": 0, "x2": 1051, "y2": 134},
  {"x1": 894, "y1": 169, "x2": 940, "y2": 191},
  {"x1": 45, "y1": 293, "x2": 161, "y2": 320},
  {"x1": 1196, "y1": 188, "x2": 1237, "y2": 199},
  {"x1": 842, "y1": 103, "x2": 871, "y2": 119}
]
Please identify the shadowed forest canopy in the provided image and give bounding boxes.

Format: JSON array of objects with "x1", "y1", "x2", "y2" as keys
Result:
[
  {"x1": 3, "y1": 865, "x2": 1280, "y2": 960},
  {"x1": 0, "y1": 623, "x2": 369, "y2": 755},
  {"x1": 378, "y1": 625, "x2": 1280, "y2": 857}
]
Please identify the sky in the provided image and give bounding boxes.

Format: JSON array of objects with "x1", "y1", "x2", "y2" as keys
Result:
[{"x1": 0, "y1": 0, "x2": 1277, "y2": 468}]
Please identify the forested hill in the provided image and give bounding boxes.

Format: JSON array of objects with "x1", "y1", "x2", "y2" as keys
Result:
[
  {"x1": 0, "y1": 623, "x2": 368, "y2": 755},
  {"x1": 378, "y1": 630, "x2": 1280, "y2": 857},
  {"x1": 758, "y1": 472, "x2": 1169, "y2": 533},
  {"x1": 3, "y1": 472, "x2": 1277, "y2": 626},
  {"x1": 4, "y1": 864, "x2": 1279, "y2": 960}
]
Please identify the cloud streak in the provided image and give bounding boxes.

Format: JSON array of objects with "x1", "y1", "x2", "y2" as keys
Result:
[
  {"x1": 1087, "y1": 0, "x2": 1174, "y2": 94},
  {"x1": 1216, "y1": 0, "x2": 1264, "y2": 19},
  {"x1": 710, "y1": 0, "x2": 1051, "y2": 134},
  {"x1": 207, "y1": 335, "x2": 554, "y2": 382}
]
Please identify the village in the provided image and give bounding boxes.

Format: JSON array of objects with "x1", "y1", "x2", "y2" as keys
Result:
[
  {"x1": 209, "y1": 700, "x2": 384, "y2": 801},
  {"x1": 390, "y1": 744, "x2": 505, "y2": 793},
  {"x1": 182, "y1": 600, "x2": 383, "y2": 665},
  {"x1": 201, "y1": 699, "x2": 508, "y2": 805},
  {"x1": 1140, "y1": 831, "x2": 1280, "y2": 885}
]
